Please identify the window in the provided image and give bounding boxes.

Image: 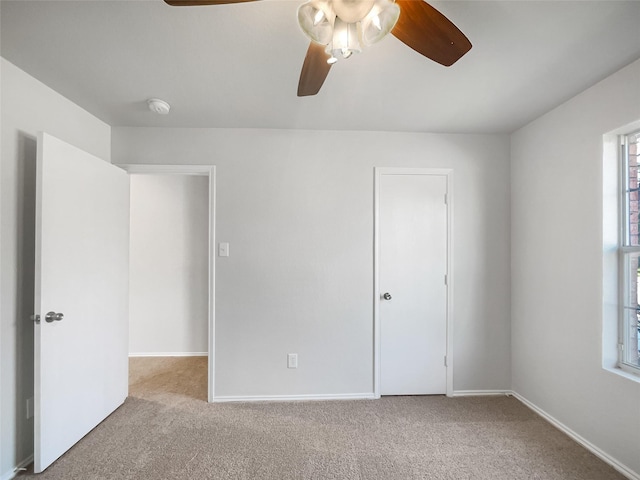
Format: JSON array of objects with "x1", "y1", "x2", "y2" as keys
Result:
[{"x1": 620, "y1": 130, "x2": 640, "y2": 373}]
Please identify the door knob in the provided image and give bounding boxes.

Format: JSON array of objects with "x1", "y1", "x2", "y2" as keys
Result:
[
  {"x1": 45, "y1": 311, "x2": 64, "y2": 323},
  {"x1": 382, "y1": 292, "x2": 392, "y2": 300}
]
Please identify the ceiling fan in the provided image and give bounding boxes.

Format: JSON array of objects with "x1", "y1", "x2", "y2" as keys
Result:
[{"x1": 164, "y1": 0, "x2": 472, "y2": 97}]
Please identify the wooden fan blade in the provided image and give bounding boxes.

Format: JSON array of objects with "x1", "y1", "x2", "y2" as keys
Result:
[
  {"x1": 392, "y1": 0, "x2": 471, "y2": 66},
  {"x1": 164, "y1": 0, "x2": 259, "y2": 6},
  {"x1": 297, "y1": 42, "x2": 332, "y2": 97}
]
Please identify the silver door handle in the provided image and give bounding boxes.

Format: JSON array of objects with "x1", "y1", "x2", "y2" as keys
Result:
[
  {"x1": 45, "y1": 311, "x2": 64, "y2": 323},
  {"x1": 382, "y1": 292, "x2": 392, "y2": 300}
]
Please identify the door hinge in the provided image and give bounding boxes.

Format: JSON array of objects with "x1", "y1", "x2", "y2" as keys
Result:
[
  {"x1": 444, "y1": 193, "x2": 448, "y2": 205},
  {"x1": 444, "y1": 355, "x2": 448, "y2": 367},
  {"x1": 30, "y1": 314, "x2": 40, "y2": 324},
  {"x1": 618, "y1": 343, "x2": 624, "y2": 351},
  {"x1": 444, "y1": 274, "x2": 447, "y2": 285}
]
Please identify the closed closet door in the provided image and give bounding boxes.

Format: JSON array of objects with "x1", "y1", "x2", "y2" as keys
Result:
[{"x1": 379, "y1": 173, "x2": 448, "y2": 395}]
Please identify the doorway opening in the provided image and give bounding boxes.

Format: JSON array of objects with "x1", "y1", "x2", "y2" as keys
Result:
[{"x1": 122, "y1": 166, "x2": 216, "y2": 403}]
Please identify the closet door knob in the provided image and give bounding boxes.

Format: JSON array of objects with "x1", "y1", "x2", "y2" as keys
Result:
[{"x1": 45, "y1": 311, "x2": 64, "y2": 323}]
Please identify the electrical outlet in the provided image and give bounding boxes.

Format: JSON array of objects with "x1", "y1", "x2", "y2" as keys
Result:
[
  {"x1": 26, "y1": 397, "x2": 34, "y2": 419},
  {"x1": 287, "y1": 353, "x2": 298, "y2": 369}
]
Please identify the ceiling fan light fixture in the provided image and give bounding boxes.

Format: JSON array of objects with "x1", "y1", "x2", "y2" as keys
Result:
[
  {"x1": 360, "y1": 0, "x2": 400, "y2": 46},
  {"x1": 299, "y1": 0, "x2": 398, "y2": 64}
]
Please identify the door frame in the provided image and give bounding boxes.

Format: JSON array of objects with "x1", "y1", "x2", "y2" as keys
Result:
[
  {"x1": 374, "y1": 167, "x2": 453, "y2": 398},
  {"x1": 118, "y1": 164, "x2": 216, "y2": 402}
]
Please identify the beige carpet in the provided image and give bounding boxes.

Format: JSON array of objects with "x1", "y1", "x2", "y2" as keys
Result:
[
  {"x1": 129, "y1": 356, "x2": 208, "y2": 403},
  {"x1": 20, "y1": 357, "x2": 624, "y2": 480}
]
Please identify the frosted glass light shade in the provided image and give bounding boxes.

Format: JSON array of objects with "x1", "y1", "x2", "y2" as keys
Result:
[
  {"x1": 360, "y1": 0, "x2": 400, "y2": 46},
  {"x1": 331, "y1": 18, "x2": 362, "y2": 58},
  {"x1": 297, "y1": 1, "x2": 335, "y2": 45}
]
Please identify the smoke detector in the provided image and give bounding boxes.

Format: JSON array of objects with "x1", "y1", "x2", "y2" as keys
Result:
[{"x1": 147, "y1": 98, "x2": 170, "y2": 115}]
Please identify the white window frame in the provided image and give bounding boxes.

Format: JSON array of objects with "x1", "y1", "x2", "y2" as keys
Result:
[{"x1": 619, "y1": 131, "x2": 640, "y2": 375}]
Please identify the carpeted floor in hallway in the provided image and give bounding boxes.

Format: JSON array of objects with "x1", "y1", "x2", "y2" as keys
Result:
[{"x1": 19, "y1": 356, "x2": 625, "y2": 480}]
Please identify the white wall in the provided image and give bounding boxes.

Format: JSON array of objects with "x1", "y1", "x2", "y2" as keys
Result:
[
  {"x1": 511, "y1": 58, "x2": 640, "y2": 476},
  {"x1": 129, "y1": 174, "x2": 209, "y2": 355},
  {"x1": 113, "y1": 128, "x2": 512, "y2": 398},
  {"x1": 0, "y1": 59, "x2": 111, "y2": 479}
]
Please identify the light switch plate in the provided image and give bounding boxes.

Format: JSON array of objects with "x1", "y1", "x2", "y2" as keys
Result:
[
  {"x1": 287, "y1": 353, "x2": 298, "y2": 369},
  {"x1": 218, "y1": 242, "x2": 229, "y2": 257}
]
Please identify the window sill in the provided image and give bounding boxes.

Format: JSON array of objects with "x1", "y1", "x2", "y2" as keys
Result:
[{"x1": 603, "y1": 365, "x2": 640, "y2": 384}]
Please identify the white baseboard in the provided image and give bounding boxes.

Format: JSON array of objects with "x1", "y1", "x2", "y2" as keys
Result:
[
  {"x1": 214, "y1": 393, "x2": 376, "y2": 403},
  {"x1": 512, "y1": 391, "x2": 639, "y2": 480},
  {"x1": 450, "y1": 389, "x2": 511, "y2": 397},
  {"x1": 128, "y1": 352, "x2": 207, "y2": 357},
  {"x1": 1, "y1": 454, "x2": 33, "y2": 480}
]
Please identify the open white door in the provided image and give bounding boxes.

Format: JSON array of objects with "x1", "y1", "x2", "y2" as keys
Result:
[{"x1": 34, "y1": 132, "x2": 129, "y2": 473}]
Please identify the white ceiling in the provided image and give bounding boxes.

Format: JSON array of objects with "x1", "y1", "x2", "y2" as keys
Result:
[{"x1": 2, "y1": 0, "x2": 639, "y2": 133}]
